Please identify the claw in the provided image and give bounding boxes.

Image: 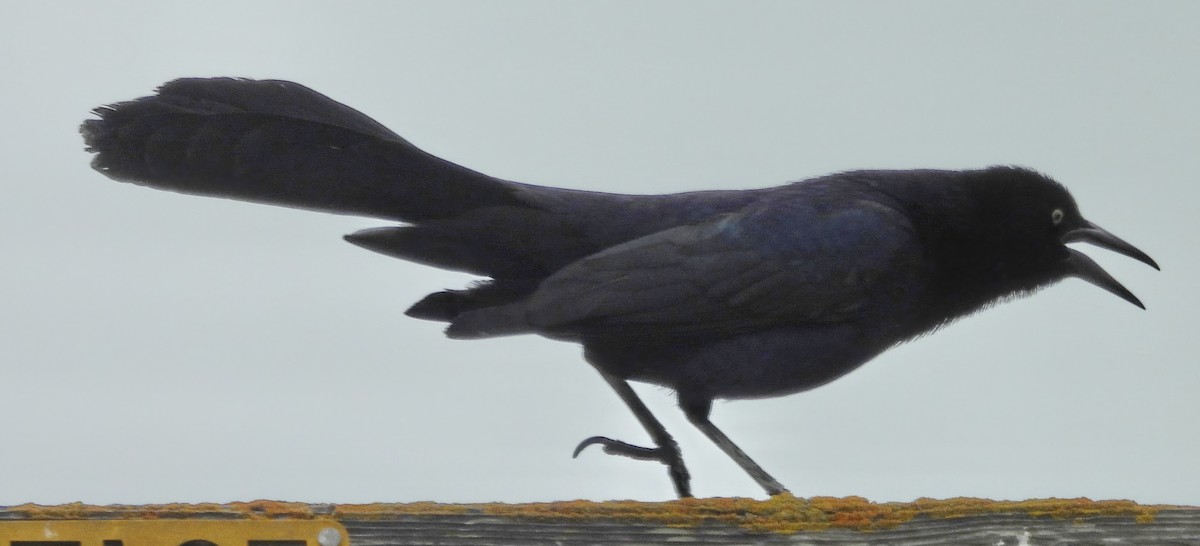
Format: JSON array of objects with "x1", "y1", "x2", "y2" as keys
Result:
[
  {"x1": 573, "y1": 436, "x2": 665, "y2": 461},
  {"x1": 572, "y1": 434, "x2": 693, "y2": 497}
]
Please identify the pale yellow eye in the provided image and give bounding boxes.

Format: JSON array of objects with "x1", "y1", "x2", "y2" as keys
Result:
[{"x1": 1051, "y1": 208, "x2": 1064, "y2": 226}]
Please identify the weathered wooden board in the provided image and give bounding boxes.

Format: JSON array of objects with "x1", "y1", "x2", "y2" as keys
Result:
[{"x1": 3, "y1": 496, "x2": 1197, "y2": 545}]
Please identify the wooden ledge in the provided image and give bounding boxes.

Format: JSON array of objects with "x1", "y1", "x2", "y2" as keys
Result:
[{"x1": 4, "y1": 496, "x2": 1198, "y2": 545}]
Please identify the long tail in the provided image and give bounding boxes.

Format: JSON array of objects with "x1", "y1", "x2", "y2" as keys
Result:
[
  {"x1": 81, "y1": 78, "x2": 627, "y2": 324},
  {"x1": 80, "y1": 78, "x2": 525, "y2": 223}
]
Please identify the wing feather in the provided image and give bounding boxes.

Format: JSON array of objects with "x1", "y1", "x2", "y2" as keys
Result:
[{"x1": 521, "y1": 199, "x2": 918, "y2": 336}]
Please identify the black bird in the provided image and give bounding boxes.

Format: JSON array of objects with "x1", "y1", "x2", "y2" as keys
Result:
[{"x1": 80, "y1": 78, "x2": 1158, "y2": 498}]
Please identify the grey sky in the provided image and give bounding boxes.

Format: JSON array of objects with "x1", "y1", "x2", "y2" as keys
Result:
[{"x1": 1, "y1": 1, "x2": 1195, "y2": 506}]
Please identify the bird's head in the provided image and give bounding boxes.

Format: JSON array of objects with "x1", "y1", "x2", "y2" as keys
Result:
[{"x1": 951, "y1": 167, "x2": 1159, "y2": 309}]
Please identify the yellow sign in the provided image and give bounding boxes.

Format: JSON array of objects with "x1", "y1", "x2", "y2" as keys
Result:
[{"x1": 0, "y1": 520, "x2": 347, "y2": 546}]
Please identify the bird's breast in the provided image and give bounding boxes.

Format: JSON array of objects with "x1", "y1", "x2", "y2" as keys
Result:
[{"x1": 584, "y1": 321, "x2": 894, "y2": 401}]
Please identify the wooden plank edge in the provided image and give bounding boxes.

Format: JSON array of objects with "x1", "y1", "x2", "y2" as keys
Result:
[{"x1": 2, "y1": 495, "x2": 1196, "y2": 535}]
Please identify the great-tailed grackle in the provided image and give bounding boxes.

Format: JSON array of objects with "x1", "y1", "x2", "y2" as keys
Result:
[{"x1": 80, "y1": 78, "x2": 1158, "y2": 498}]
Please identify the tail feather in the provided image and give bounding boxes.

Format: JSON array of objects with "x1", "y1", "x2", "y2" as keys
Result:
[
  {"x1": 405, "y1": 281, "x2": 540, "y2": 323},
  {"x1": 444, "y1": 303, "x2": 537, "y2": 339},
  {"x1": 344, "y1": 203, "x2": 606, "y2": 277},
  {"x1": 148, "y1": 78, "x2": 411, "y2": 143},
  {"x1": 81, "y1": 78, "x2": 523, "y2": 222},
  {"x1": 81, "y1": 78, "x2": 647, "y2": 330}
]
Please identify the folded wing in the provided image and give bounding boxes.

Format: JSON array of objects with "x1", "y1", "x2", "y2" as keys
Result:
[{"x1": 449, "y1": 198, "x2": 919, "y2": 338}]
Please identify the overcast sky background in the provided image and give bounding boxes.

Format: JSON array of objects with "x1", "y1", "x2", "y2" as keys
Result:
[{"x1": 1, "y1": 2, "x2": 1195, "y2": 507}]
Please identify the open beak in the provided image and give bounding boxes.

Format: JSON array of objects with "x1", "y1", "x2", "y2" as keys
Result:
[{"x1": 1061, "y1": 221, "x2": 1159, "y2": 309}]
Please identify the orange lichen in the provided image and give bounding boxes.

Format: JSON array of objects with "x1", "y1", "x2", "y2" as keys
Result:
[
  {"x1": 334, "y1": 494, "x2": 1177, "y2": 534},
  {"x1": 4, "y1": 495, "x2": 1185, "y2": 535},
  {"x1": 4, "y1": 500, "x2": 327, "y2": 521},
  {"x1": 331, "y1": 494, "x2": 1176, "y2": 534},
  {"x1": 225, "y1": 500, "x2": 322, "y2": 519},
  {"x1": 333, "y1": 501, "x2": 471, "y2": 517}
]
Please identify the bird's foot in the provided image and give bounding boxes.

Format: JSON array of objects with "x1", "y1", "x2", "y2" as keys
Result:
[
  {"x1": 573, "y1": 436, "x2": 664, "y2": 460},
  {"x1": 573, "y1": 435, "x2": 692, "y2": 497}
]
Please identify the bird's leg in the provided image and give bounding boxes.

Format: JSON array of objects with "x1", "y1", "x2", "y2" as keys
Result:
[
  {"x1": 573, "y1": 370, "x2": 692, "y2": 498},
  {"x1": 681, "y1": 398, "x2": 789, "y2": 497}
]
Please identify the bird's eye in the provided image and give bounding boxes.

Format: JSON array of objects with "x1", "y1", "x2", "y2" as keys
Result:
[{"x1": 1051, "y1": 208, "x2": 1064, "y2": 226}]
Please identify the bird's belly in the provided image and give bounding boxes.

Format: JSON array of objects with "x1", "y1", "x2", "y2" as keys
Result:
[{"x1": 584, "y1": 324, "x2": 889, "y2": 401}]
